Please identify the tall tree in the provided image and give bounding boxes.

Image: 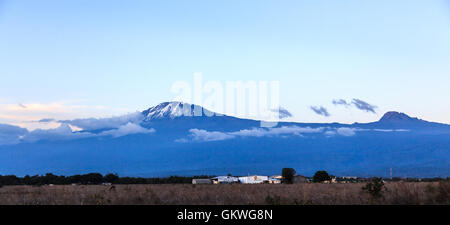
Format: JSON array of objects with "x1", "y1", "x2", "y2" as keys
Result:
[
  {"x1": 282, "y1": 168, "x2": 296, "y2": 184},
  {"x1": 313, "y1": 171, "x2": 331, "y2": 183}
]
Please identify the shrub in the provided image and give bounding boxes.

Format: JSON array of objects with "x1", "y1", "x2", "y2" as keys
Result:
[{"x1": 362, "y1": 177, "x2": 386, "y2": 199}]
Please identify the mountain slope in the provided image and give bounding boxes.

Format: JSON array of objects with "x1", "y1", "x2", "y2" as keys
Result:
[{"x1": 0, "y1": 102, "x2": 448, "y2": 178}]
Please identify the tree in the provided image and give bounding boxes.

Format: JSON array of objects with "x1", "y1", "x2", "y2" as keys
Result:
[
  {"x1": 313, "y1": 171, "x2": 331, "y2": 183},
  {"x1": 104, "y1": 173, "x2": 119, "y2": 183},
  {"x1": 282, "y1": 168, "x2": 296, "y2": 184}
]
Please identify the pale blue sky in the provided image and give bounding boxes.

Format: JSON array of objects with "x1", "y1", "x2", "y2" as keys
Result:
[{"x1": 0, "y1": 0, "x2": 449, "y2": 129}]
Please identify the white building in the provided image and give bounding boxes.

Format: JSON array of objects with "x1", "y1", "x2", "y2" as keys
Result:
[
  {"x1": 267, "y1": 178, "x2": 281, "y2": 184},
  {"x1": 238, "y1": 175, "x2": 269, "y2": 184},
  {"x1": 211, "y1": 176, "x2": 239, "y2": 184}
]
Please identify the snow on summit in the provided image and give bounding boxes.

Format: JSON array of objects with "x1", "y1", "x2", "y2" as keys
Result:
[{"x1": 142, "y1": 102, "x2": 217, "y2": 120}]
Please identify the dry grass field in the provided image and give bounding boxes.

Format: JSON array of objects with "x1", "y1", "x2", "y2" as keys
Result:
[{"x1": 0, "y1": 182, "x2": 448, "y2": 205}]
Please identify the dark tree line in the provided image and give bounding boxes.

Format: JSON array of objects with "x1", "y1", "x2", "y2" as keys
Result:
[{"x1": 0, "y1": 173, "x2": 213, "y2": 186}]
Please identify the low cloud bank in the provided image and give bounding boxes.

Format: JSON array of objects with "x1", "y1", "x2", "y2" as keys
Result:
[
  {"x1": 0, "y1": 121, "x2": 154, "y2": 145},
  {"x1": 99, "y1": 123, "x2": 155, "y2": 138},
  {"x1": 181, "y1": 126, "x2": 409, "y2": 142},
  {"x1": 59, "y1": 112, "x2": 144, "y2": 130},
  {"x1": 0, "y1": 124, "x2": 28, "y2": 145}
]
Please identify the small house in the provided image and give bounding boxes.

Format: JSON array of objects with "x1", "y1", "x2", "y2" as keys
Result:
[
  {"x1": 267, "y1": 178, "x2": 281, "y2": 184},
  {"x1": 293, "y1": 175, "x2": 308, "y2": 183}
]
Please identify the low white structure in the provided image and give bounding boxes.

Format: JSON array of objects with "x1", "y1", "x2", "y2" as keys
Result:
[
  {"x1": 267, "y1": 178, "x2": 281, "y2": 184},
  {"x1": 211, "y1": 176, "x2": 239, "y2": 184},
  {"x1": 238, "y1": 175, "x2": 269, "y2": 184}
]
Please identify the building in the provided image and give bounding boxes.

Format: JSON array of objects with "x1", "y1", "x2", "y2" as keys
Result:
[
  {"x1": 238, "y1": 175, "x2": 269, "y2": 184},
  {"x1": 267, "y1": 178, "x2": 281, "y2": 184},
  {"x1": 292, "y1": 175, "x2": 308, "y2": 183},
  {"x1": 323, "y1": 177, "x2": 337, "y2": 184},
  {"x1": 192, "y1": 179, "x2": 212, "y2": 184},
  {"x1": 211, "y1": 176, "x2": 239, "y2": 184}
]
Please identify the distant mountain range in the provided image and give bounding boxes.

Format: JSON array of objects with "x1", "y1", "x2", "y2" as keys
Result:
[{"x1": 0, "y1": 102, "x2": 449, "y2": 178}]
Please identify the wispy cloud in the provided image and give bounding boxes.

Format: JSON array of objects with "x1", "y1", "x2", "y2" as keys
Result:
[
  {"x1": 269, "y1": 107, "x2": 293, "y2": 119},
  {"x1": 37, "y1": 118, "x2": 55, "y2": 123},
  {"x1": 310, "y1": 106, "x2": 330, "y2": 117},
  {"x1": 332, "y1": 99, "x2": 350, "y2": 106},
  {"x1": 332, "y1": 98, "x2": 377, "y2": 114},
  {"x1": 351, "y1": 99, "x2": 377, "y2": 113}
]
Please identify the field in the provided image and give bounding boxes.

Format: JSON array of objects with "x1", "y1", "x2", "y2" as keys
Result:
[{"x1": 0, "y1": 182, "x2": 448, "y2": 205}]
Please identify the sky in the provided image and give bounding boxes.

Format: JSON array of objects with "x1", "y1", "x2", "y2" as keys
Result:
[{"x1": 0, "y1": 0, "x2": 449, "y2": 130}]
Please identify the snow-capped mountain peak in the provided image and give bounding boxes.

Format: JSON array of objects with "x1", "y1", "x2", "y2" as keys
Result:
[{"x1": 142, "y1": 102, "x2": 217, "y2": 120}]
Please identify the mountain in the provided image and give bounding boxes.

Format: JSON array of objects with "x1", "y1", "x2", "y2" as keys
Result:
[
  {"x1": 379, "y1": 111, "x2": 419, "y2": 122},
  {"x1": 0, "y1": 102, "x2": 449, "y2": 178},
  {"x1": 364, "y1": 111, "x2": 450, "y2": 131},
  {"x1": 142, "y1": 101, "x2": 218, "y2": 120}
]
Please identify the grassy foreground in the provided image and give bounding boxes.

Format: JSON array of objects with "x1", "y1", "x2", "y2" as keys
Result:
[{"x1": 0, "y1": 182, "x2": 448, "y2": 205}]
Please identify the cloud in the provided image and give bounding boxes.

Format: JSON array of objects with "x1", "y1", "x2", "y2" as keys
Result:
[
  {"x1": 21, "y1": 123, "x2": 94, "y2": 142},
  {"x1": 0, "y1": 123, "x2": 28, "y2": 145},
  {"x1": 332, "y1": 99, "x2": 350, "y2": 106},
  {"x1": 332, "y1": 98, "x2": 378, "y2": 114},
  {"x1": 0, "y1": 121, "x2": 155, "y2": 145},
  {"x1": 185, "y1": 126, "x2": 325, "y2": 142},
  {"x1": 37, "y1": 118, "x2": 55, "y2": 123},
  {"x1": 232, "y1": 126, "x2": 324, "y2": 137},
  {"x1": 99, "y1": 123, "x2": 155, "y2": 138},
  {"x1": 188, "y1": 128, "x2": 235, "y2": 142},
  {"x1": 2, "y1": 102, "x2": 87, "y2": 112},
  {"x1": 0, "y1": 101, "x2": 133, "y2": 130},
  {"x1": 60, "y1": 112, "x2": 144, "y2": 131},
  {"x1": 351, "y1": 99, "x2": 377, "y2": 113},
  {"x1": 336, "y1": 127, "x2": 357, "y2": 136},
  {"x1": 395, "y1": 129, "x2": 409, "y2": 132},
  {"x1": 310, "y1": 106, "x2": 330, "y2": 117},
  {"x1": 269, "y1": 107, "x2": 293, "y2": 119},
  {"x1": 324, "y1": 130, "x2": 336, "y2": 136},
  {"x1": 183, "y1": 125, "x2": 412, "y2": 142},
  {"x1": 373, "y1": 129, "x2": 394, "y2": 132}
]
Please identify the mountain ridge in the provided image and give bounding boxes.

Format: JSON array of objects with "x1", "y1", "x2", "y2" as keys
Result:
[{"x1": 0, "y1": 101, "x2": 449, "y2": 178}]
